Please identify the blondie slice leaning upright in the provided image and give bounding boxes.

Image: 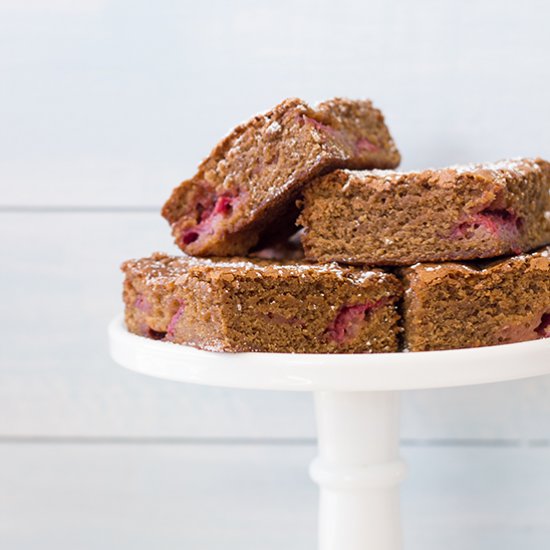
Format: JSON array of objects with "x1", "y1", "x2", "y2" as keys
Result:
[
  {"x1": 401, "y1": 246, "x2": 550, "y2": 351},
  {"x1": 122, "y1": 253, "x2": 402, "y2": 353},
  {"x1": 299, "y1": 158, "x2": 550, "y2": 265},
  {"x1": 162, "y1": 97, "x2": 400, "y2": 257}
]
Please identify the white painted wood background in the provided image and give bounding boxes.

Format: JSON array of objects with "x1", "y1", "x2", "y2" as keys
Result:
[{"x1": 1, "y1": 0, "x2": 550, "y2": 548}]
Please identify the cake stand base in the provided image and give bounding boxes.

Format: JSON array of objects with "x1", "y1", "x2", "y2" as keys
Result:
[
  {"x1": 311, "y1": 391, "x2": 404, "y2": 549},
  {"x1": 109, "y1": 316, "x2": 550, "y2": 550}
]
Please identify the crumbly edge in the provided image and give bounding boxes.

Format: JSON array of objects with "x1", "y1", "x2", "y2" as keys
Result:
[
  {"x1": 401, "y1": 246, "x2": 550, "y2": 351},
  {"x1": 123, "y1": 262, "x2": 230, "y2": 350}
]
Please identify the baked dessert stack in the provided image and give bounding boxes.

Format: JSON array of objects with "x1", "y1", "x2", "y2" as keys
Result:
[
  {"x1": 161, "y1": 98, "x2": 400, "y2": 257},
  {"x1": 298, "y1": 158, "x2": 550, "y2": 350},
  {"x1": 122, "y1": 97, "x2": 550, "y2": 353}
]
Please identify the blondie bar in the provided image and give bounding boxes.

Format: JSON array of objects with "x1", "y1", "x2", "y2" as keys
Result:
[
  {"x1": 299, "y1": 158, "x2": 550, "y2": 265},
  {"x1": 122, "y1": 253, "x2": 402, "y2": 353},
  {"x1": 402, "y1": 247, "x2": 550, "y2": 351}
]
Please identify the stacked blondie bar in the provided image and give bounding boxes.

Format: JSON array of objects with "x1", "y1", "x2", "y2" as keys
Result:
[{"x1": 122, "y1": 98, "x2": 550, "y2": 353}]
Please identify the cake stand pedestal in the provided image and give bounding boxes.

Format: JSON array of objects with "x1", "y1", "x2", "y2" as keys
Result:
[{"x1": 109, "y1": 316, "x2": 550, "y2": 550}]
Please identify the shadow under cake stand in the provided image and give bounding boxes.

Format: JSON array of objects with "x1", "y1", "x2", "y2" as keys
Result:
[{"x1": 109, "y1": 316, "x2": 550, "y2": 550}]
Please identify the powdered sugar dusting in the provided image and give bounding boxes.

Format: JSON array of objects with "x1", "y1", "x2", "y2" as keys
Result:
[
  {"x1": 123, "y1": 252, "x2": 389, "y2": 287},
  {"x1": 410, "y1": 245, "x2": 550, "y2": 276},
  {"x1": 342, "y1": 157, "x2": 542, "y2": 183},
  {"x1": 422, "y1": 265, "x2": 446, "y2": 272},
  {"x1": 266, "y1": 120, "x2": 282, "y2": 135}
]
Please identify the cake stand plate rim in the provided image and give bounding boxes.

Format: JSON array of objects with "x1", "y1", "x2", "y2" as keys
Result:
[{"x1": 109, "y1": 315, "x2": 550, "y2": 391}]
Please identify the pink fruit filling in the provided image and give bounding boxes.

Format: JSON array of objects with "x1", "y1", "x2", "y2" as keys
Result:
[
  {"x1": 300, "y1": 115, "x2": 339, "y2": 138},
  {"x1": 167, "y1": 302, "x2": 186, "y2": 337},
  {"x1": 355, "y1": 137, "x2": 380, "y2": 153},
  {"x1": 536, "y1": 313, "x2": 550, "y2": 338},
  {"x1": 452, "y1": 207, "x2": 523, "y2": 243},
  {"x1": 213, "y1": 195, "x2": 233, "y2": 215},
  {"x1": 182, "y1": 191, "x2": 238, "y2": 246},
  {"x1": 324, "y1": 299, "x2": 385, "y2": 344},
  {"x1": 134, "y1": 294, "x2": 151, "y2": 313},
  {"x1": 500, "y1": 311, "x2": 550, "y2": 343},
  {"x1": 147, "y1": 327, "x2": 166, "y2": 340},
  {"x1": 300, "y1": 115, "x2": 381, "y2": 156},
  {"x1": 183, "y1": 231, "x2": 200, "y2": 245}
]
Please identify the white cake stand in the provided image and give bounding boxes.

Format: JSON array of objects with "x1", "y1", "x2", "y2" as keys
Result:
[{"x1": 109, "y1": 316, "x2": 550, "y2": 550}]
